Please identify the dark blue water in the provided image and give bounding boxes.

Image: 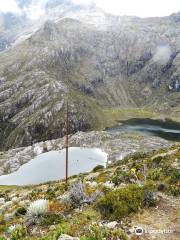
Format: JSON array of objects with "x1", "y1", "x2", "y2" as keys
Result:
[{"x1": 106, "y1": 118, "x2": 180, "y2": 141}]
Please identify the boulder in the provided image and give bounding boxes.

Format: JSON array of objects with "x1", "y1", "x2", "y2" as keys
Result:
[
  {"x1": 0, "y1": 198, "x2": 5, "y2": 205},
  {"x1": 58, "y1": 234, "x2": 79, "y2": 240},
  {"x1": 106, "y1": 221, "x2": 118, "y2": 229},
  {"x1": 103, "y1": 181, "x2": 115, "y2": 189},
  {"x1": 49, "y1": 225, "x2": 56, "y2": 231}
]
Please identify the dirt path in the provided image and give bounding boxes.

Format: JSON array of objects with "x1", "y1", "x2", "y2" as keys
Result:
[{"x1": 130, "y1": 193, "x2": 180, "y2": 240}]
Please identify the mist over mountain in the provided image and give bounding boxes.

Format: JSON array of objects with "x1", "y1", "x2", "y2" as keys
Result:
[{"x1": 0, "y1": 0, "x2": 179, "y2": 149}]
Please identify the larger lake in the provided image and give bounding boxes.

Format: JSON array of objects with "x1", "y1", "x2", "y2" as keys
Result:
[
  {"x1": 0, "y1": 147, "x2": 107, "y2": 186},
  {"x1": 107, "y1": 118, "x2": 180, "y2": 141}
]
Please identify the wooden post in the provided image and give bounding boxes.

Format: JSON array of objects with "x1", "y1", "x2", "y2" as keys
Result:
[
  {"x1": 65, "y1": 100, "x2": 69, "y2": 185},
  {"x1": 127, "y1": 60, "x2": 129, "y2": 76}
]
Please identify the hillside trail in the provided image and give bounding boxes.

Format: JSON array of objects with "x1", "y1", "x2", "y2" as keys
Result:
[{"x1": 130, "y1": 192, "x2": 180, "y2": 240}]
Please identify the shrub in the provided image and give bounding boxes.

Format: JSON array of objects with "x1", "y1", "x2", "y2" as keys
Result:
[
  {"x1": 67, "y1": 180, "x2": 101, "y2": 207},
  {"x1": 152, "y1": 156, "x2": 163, "y2": 167},
  {"x1": 28, "y1": 190, "x2": 40, "y2": 200},
  {"x1": 92, "y1": 165, "x2": 104, "y2": 172},
  {"x1": 96, "y1": 172, "x2": 108, "y2": 183},
  {"x1": 169, "y1": 170, "x2": 180, "y2": 184},
  {"x1": 142, "y1": 180, "x2": 157, "y2": 207},
  {"x1": 0, "y1": 225, "x2": 6, "y2": 234},
  {"x1": 0, "y1": 237, "x2": 6, "y2": 240},
  {"x1": 41, "y1": 214, "x2": 64, "y2": 226},
  {"x1": 144, "y1": 180, "x2": 157, "y2": 191},
  {"x1": 27, "y1": 199, "x2": 49, "y2": 217},
  {"x1": 161, "y1": 162, "x2": 174, "y2": 176},
  {"x1": 168, "y1": 185, "x2": 180, "y2": 196},
  {"x1": 68, "y1": 180, "x2": 86, "y2": 207},
  {"x1": 0, "y1": 216, "x2": 6, "y2": 233},
  {"x1": 147, "y1": 169, "x2": 161, "y2": 181},
  {"x1": 45, "y1": 187, "x2": 56, "y2": 200},
  {"x1": 112, "y1": 170, "x2": 129, "y2": 186},
  {"x1": 110, "y1": 229, "x2": 128, "y2": 240},
  {"x1": 143, "y1": 191, "x2": 157, "y2": 207},
  {"x1": 15, "y1": 207, "x2": 27, "y2": 216},
  {"x1": 80, "y1": 225, "x2": 128, "y2": 240},
  {"x1": 10, "y1": 225, "x2": 27, "y2": 240},
  {"x1": 96, "y1": 184, "x2": 144, "y2": 220},
  {"x1": 88, "y1": 224, "x2": 109, "y2": 240}
]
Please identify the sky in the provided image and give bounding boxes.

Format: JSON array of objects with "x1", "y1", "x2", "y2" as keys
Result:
[
  {"x1": 72, "y1": 0, "x2": 180, "y2": 17},
  {"x1": 0, "y1": 0, "x2": 179, "y2": 19}
]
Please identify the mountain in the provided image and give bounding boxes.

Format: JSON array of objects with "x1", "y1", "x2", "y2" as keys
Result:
[{"x1": 0, "y1": 0, "x2": 179, "y2": 150}]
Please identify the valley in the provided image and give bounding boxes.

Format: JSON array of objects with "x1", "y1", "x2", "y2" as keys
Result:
[{"x1": 0, "y1": 4, "x2": 180, "y2": 149}]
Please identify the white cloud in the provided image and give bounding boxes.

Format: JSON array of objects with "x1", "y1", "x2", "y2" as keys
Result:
[
  {"x1": 0, "y1": 0, "x2": 21, "y2": 14},
  {"x1": 153, "y1": 45, "x2": 171, "y2": 65},
  {"x1": 23, "y1": 0, "x2": 48, "y2": 20},
  {"x1": 0, "y1": 14, "x2": 4, "y2": 31},
  {"x1": 72, "y1": 0, "x2": 94, "y2": 5},
  {"x1": 0, "y1": 0, "x2": 179, "y2": 18},
  {"x1": 0, "y1": 0, "x2": 48, "y2": 20},
  {"x1": 72, "y1": 0, "x2": 180, "y2": 17}
]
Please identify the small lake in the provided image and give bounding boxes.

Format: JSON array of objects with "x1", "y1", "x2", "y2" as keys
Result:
[
  {"x1": 0, "y1": 147, "x2": 107, "y2": 186},
  {"x1": 107, "y1": 118, "x2": 180, "y2": 141}
]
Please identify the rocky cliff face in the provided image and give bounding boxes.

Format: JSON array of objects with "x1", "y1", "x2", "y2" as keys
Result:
[{"x1": 0, "y1": 1, "x2": 179, "y2": 149}]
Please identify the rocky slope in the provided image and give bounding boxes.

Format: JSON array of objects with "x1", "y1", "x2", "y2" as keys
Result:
[
  {"x1": 0, "y1": 1, "x2": 179, "y2": 149},
  {"x1": 0, "y1": 131, "x2": 173, "y2": 175}
]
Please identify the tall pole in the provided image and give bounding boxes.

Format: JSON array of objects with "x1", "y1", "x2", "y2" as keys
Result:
[{"x1": 65, "y1": 100, "x2": 69, "y2": 185}]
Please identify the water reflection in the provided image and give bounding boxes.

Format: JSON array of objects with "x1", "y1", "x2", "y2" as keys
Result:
[{"x1": 107, "y1": 118, "x2": 180, "y2": 141}]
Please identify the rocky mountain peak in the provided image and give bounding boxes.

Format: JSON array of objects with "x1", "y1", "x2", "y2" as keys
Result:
[{"x1": 40, "y1": 20, "x2": 60, "y2": 41}]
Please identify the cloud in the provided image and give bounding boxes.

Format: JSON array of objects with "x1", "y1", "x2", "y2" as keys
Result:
[
  {"x1": 0, "y1": 0, "x2": 21, "y2": 14},
  {"x1": 153, "y1": 45, "x2": 172, "y2": 65},
  {"x1": 0, "y1": 15, "x2": 4, "y2": 31},
  {"x1": 72, "y1": 0, "x2": 180, "y2": 17},
  {"x1": 22, "y1": 0, "x2": 49, "y2": 20},
  {"x1": 0, "y1": 0, "x2": 179, "y2": 19},
  {"x1": 0, "y1": 0, "x2": 48, "y2": 20},
  {"x1": 72, "y1": 0, "x2": 94, "y2": 5}
]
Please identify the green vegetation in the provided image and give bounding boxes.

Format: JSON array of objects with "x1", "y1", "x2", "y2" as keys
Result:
[
  {"x1": 92, "y1": 165, "x2": 104, "y2": 172},
  {"x1": 112, "y1": 170, "x2": 130, "y2": 186},
  {"x1": 80, "y1": 225, "x2": 128, "y2": 240},
  {"x1": 113, "y1": 144, "x2": 180, "y2": 197},
  {"x1": 10, "y1": 225, "x2": 27, "y2": 240},
  {"x1": 41, "y1": 214, "x2": 64, "y2": 226},
  {"x1": 0, "y1": 237, "x2": 6, "y2": 240},
  {"x1": 96, "y1": 184, "x2": 144, "y2": 220}
]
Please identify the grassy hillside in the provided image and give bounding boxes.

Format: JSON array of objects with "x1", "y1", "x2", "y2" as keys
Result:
[{"x1": 0, "y1": 144, "x2": 179, "y2": 239}]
